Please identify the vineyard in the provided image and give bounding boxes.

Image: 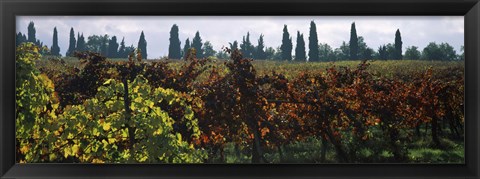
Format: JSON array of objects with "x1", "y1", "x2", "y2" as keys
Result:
[{"x1": 16, "y1": 43, "x2": 464, "y2": 164}]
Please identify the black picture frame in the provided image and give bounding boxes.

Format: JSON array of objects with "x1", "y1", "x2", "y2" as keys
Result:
[{"x1": 1, "y1": 0, "x2": 479, "y2": 178}]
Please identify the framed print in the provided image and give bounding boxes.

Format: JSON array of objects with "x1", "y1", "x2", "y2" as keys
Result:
[{"x1": 1, "y1": 0, "x2": 479, "y2": 178}]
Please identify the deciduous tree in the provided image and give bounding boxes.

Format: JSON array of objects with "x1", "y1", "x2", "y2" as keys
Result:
[
  {"x1": 202, "y1": 41, "x2": 216, "y2": 58},
  {"x1": 404, "y1": 46, "x2": 421, "y2": 60}
]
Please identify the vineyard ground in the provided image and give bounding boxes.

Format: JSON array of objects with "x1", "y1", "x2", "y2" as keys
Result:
[{"x1": 215, "y1": 128, "x2": 464, "y2": 164}]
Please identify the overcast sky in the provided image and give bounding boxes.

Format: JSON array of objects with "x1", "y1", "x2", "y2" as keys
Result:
[{"x1": 16, "y1": 16, "x2": 464, "y2": 59}]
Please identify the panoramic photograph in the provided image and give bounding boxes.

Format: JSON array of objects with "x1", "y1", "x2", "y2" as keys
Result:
[{"x1": 15, "y1": 16, "x2": 464, "y2": 164}]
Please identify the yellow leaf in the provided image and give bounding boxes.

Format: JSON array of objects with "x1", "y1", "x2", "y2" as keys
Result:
[
  {"x1": 93, "y1": 128, "x2": 100, "y2": 136},
  {"x1": 64, "y1": 147, "x2": 71, "y2": 158},
  {"x1": 92, "y1": 158, "x2": 104, "y2": 163},
  {"x1": 134, "y1": 97, "x2": 142, "y2": 103},
  {"x1": 67, "y1": 133, "x2": 74, "y2": 139},
  {"x1": 153, "y1": 127, "x2": 163, "y2": 135},
  {"x1": 121, "y1": 129, "x2": 128, "y2": 138},
  {"x1": 103, "y1": 123, "x2": 111, "y2": 131},
  {"x1": 103, "y1": 79, "x2": 113, "y2": 85},
  {"x1": 33, "y1": 132, "x2": 40, "y2": 139},
  {"x1": 72, "y1": 144, "x2": 80, "y2": 154},
  {"x1": 20, "y1": 145, "x2": 29, "y2": 154},
  {"x1": 176, "y1": 133, "x2": 182, "y2": 141},
  {"x1": 102, "y1": 139, "x2": 109, "y2": 148},
  {"x1": 108, "y1": 138, "x2": 115, "y2": 144},
  {"x1": 52, "y1": 103, "x2": 60, "y2": 110},
  {"x1": 49, "y1": 153, "x2": 56, "y2": 161}
]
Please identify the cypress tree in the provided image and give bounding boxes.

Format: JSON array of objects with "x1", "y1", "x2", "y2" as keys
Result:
[
  {"x1": 101, "y1": 35, "x2": 108, "y2": 57},
  {"x1": 183, "y1": 38, "x2": 191, "y2": 59},
  {"x1": 168, "y1": 24, "x2": 182, "y2": 59},
  {"x1": 247, "y1": 33, "x2": 254, "y2": 58},
  {"x1": 280, "y1": 25, "x2": 293, "y2": 61},
  {"x1": 255, "y1": 34, "x2": 266, "y2": 60},
  {"x1": 460, "y1": 45, "x2": 465, "y2": 61},
  {"x1": 51, "y1": 27, "x2": 61, "y2": 56},
  {"x1": 23, "y1": 34, "x2": 27, "y2": 43},
  {"x1": 295, "y1": 31, "x2": 306, "y2": 61},
  {"x1": 27, "y1": 21, "x2": 36, "y2": 43},
  {"x1": 108, "y1": 36, "x2": 119, "y2": 58},
  {"x1": 349, "y1": 22, "x2": 358, "y2": 60},
  {"x1": 191, "y1": 31, "x2": 203, "y2": 58},
  {"x1": 76, "y1": 33, "x2": 86, "y2": 53},
  {"x1": 240, "y1": 32, "x2": 254, "y2": 58},
  {"x1": 308, "y1": 21, "x2": 319, "y2": 62},
  {"x1": 137, "y1": 31, "x2": 147, "y2": 59},
  {"x1": 36, "y1": 40, "x2": 43, "y2": 47},
  {"x1": 76, "y1": 33, "x2": 80, "y2": 51},
  {"x1": 229, "y1": 41, "x2": 238, "y2": 51},
  {"x1": 240, "y1": 36, "x2": 247, "y2": 56},
  {"x1": 118, "y1": 37, "x2": 126, "y2": 58},
  {"x1": 66, "y1": 27, "x2": 76, "y2": 57},
  {"x1": 16, "y1": 32, "x2": 27, "y2": 46},
  {"x1": 16, "y1": 32, "x2": 22, "y2": 45},
  {"x1": 394, "y1": 29, "x2": 403, "y2": 60}
]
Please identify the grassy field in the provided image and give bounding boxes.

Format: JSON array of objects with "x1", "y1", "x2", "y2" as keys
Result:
[
  {"x1": 251, "y1": 59, "x2": 464, "y2": 79},
  {"x1": 41, "y1": 56, "x2": 464, "y2": 81}
]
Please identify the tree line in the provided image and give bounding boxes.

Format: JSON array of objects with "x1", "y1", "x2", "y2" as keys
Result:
[
  {"x1": 17, "y1": 21, "x2": 464, "y2": 61},
  {"x1": 16, "y1": 22, "x2": 148, "y2": 59}
]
